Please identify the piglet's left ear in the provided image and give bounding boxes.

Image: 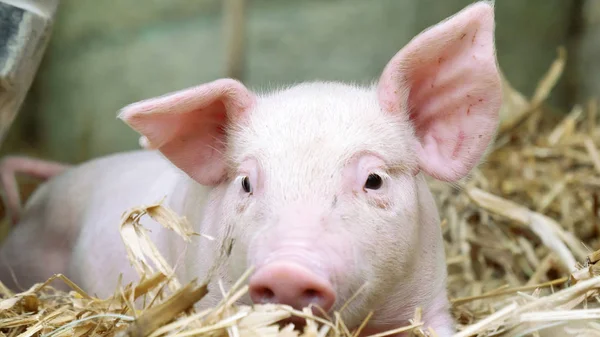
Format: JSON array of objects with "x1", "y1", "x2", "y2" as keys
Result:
[{"x1": 377, "y1": 1, "x2": 502, "y2": 182}]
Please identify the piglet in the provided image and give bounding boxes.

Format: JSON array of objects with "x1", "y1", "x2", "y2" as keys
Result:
[{"x1": 0, "y1": 2, "x2": 501, "y2": 335}]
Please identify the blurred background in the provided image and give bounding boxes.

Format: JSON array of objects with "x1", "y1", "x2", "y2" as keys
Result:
[{"x1": 0, "y1": 0, "x2": 596, "y2": 164}]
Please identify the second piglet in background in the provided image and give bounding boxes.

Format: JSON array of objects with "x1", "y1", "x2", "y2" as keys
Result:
[{"x1": 0, "y1": 1, "x2": 501, "y2": 336}]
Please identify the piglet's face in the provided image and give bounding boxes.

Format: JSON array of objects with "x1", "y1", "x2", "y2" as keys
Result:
[
  {"x1": 221, "y1": 82, "x2": 421, "y2": 322},
  {"x1": 119, "y1": 0, "x2": 501, "y2": 328}
]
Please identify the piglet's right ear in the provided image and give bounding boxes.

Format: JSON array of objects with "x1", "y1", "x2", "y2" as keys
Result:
[{"x1": 118, "y1": 78, "x2": 256, "y2": 186}]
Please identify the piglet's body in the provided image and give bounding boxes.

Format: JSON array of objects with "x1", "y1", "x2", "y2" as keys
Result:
[{"x1": 0, "y1": 2, "x2": 501, "y2": 336}]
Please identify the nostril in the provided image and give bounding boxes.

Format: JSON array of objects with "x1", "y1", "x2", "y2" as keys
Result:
[
  {"x1": 300, "y1": 287, "x2": 334, "y2": 311},
  {"x1": 252, "y1": 287, "x2": 276, "y2": 304},
  {"x1": 302, "y1": 288, "x2": 320, "y2": 301}
]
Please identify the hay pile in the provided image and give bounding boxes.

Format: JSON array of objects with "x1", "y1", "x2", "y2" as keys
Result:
[{"x1": 1, "y1": 48, "x2": 600, "y2": 337}]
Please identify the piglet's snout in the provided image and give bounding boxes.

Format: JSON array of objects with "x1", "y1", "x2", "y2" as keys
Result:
[{"x1": 248, "y1": 262, "x2": 335, "y2": 312}]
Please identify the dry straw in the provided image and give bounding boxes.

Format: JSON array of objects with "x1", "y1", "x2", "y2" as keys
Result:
[{"x1": 1, "y1": 46, "x2": 600, "y2": 337}]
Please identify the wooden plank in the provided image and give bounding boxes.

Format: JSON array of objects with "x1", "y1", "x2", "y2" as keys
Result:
[
  {"x1": 223, "y1": 0, "x2": 247, "y2": 81},
  {"x1": 0, "y1": 0, "x2": 59, "y2": 147}
]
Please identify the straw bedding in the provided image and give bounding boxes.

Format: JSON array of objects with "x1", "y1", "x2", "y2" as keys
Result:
[{"x1": 1, "y1": 48, "x2": 599, "y2": 337}]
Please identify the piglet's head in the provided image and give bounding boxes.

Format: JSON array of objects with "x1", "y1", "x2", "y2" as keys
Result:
[{"x1": 119, "y1": 0, "x2": 501, "y2": 329}]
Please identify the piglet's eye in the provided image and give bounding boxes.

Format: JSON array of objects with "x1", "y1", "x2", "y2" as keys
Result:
[
  {"x1": 364, "y1": 173, "x2": 383, "y2": 190},
  {"x1": 241, "y1": 176, "x2": 252, "y2": 193}
]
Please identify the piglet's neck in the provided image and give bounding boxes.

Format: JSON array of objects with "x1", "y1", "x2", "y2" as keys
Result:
[
  {"x1": 174, "y1": 176, "x2": 217, "y2": 223},
  {"x1": 153, "y1": 170, "x2": 214, "y2": 229}
]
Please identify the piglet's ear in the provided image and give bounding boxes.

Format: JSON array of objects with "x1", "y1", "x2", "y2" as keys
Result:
[
  {"x1": 118, "y1": 79, "x2": 256, "y2": 185},
  {"x1": 377, "y1": 1, "x2": 502, "y2": 182}
]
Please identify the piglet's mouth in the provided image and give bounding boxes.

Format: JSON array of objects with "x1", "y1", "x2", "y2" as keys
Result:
[
  {"x1": 276, "y1": 311, "x2": 327, "y2": 331},
  {"x1": 277, "y1": 316, "x2": 308, "y2": 330}
]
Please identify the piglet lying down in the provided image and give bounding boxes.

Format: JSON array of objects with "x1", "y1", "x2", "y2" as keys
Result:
[{"x1": 0, "y1": 2, "x2": 501, "y2": 336}]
